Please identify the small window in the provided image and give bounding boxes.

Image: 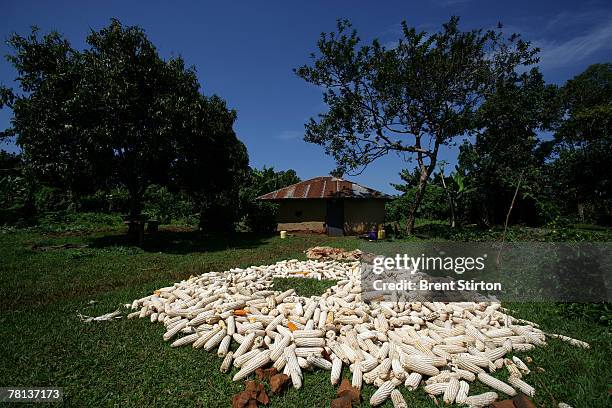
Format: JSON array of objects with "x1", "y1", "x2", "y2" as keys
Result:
[{"x1": 295, "y1": 210, "x2": 303, "y2": 217}]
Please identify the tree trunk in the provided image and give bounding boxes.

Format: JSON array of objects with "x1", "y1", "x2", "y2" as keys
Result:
[
  {"x1": 439, "y1": 173, "x2": 456, "y2": 228},
  {"x1": 127, "y1": 188, "x2": 145, "y2": 246},
  {"x1": 406, "y1": 168, "x2": 431, "y2": 234},
  {"x1": 406, "y1": 138, "x2": 440, "y2": 234},
  {"x1": 577, "y1": 202, "x2": 585, "y2": 223}
]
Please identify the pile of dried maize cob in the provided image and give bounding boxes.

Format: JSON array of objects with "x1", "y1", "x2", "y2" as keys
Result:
[{"x1": 126, "y1": 259, "x2": 588, "y2": 407}]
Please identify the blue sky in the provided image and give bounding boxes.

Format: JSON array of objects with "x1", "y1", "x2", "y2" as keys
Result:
[{"x1": 1, "y1": 0, "x2": 611, "y2": 193}]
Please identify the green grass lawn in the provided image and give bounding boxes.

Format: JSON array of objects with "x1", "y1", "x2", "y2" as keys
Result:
[{"x1": 0, "y1": 225, "x2": 610, "y2": 407}]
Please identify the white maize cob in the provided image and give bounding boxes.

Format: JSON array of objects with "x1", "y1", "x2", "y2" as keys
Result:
[
  {"x1": 477, "y1": 372, "x2": 516, "y2": 396},
  {"x1": 163, "y1": 320, "x2": 188, "y2": 341},
  {"x1": 507, "y1": 375, "x2": 535, "y2": 397},
  {"x1": 220, "y1": 351, "x2": 233, "y2": 373},
  {"x1": 270, "y1": 335, "x2": 291, "y2": 361},
  {"x1": 464, "y1": 391, "x2": 498, "y2": 407},
  {"x1": 443, "y1": 378, "x2": 459, "y2": 404},
  {"x1": 217, "y1": 335, "x2": 231, "y2": 356},
  {"x1": 284, "y1": 346, "x2": 302, "y2": 389},
  {"x1": 204, "y1": 328, "x2": 227, "y2": 351},
  {"x1": 293, "y1": 329, "x2": 324, "y2": 338},
  {"x1": 352, "y1": 363, "x2": 362, "y2": 389},
  {"x1": 232, "y1": 349, "x2": 271, "y2": 381},
  {"x1": 455, "y1": 380, "x2": 469, "y2": 404},
  {"x1": 404, "y1": 372, "x2": 422, "y2": 390},
  {"x1": 370, "y1": 380, "x2": 395, "y2": 406},
  {"x1": 331, "y1": 356, "x2": 342, "y2": 385},
  {"x1": 402, "y1": 359, "x2": 440, "y2": 377},
  {"x1": 512, "y1": 356, "x2": 531, "y2": 374},
  {"x1": 306, "y1": 355, "x2": 332, "y2": 370},
  {"x1": 171, "y1": 333, "x2": 200, "y2": 348},
  {"x1": 234, "y1": 348, "x2": 262, "y2": 367},
  {"x1": 547, "y1": 333, "x2": 589, "y2": 348},
  {"x1": 193, "y1": 326, "x2": 222, "y2": 349},
  {"x1": 294, "y1": 337, "x2": 325, "y2": 348},
  {"x1": 504, "y1": 358, "x2": 522, "y2": 377},
  {"x1": 423, "y1": 383, "x2": 447, "y2": 396},
  {"x1": 390, "y1": 389, "x2": 407, "y2": 408},
  {"x1": 233, "y1": 332, "x2": 255, "y2": 359},
  {"x1": 226, "y1": 315, "x2": 236, "y2": 336}
]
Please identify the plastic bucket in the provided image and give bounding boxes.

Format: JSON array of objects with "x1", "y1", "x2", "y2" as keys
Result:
[{"x1": 280, "y1": 230, "x2": 287, "y2": 239}]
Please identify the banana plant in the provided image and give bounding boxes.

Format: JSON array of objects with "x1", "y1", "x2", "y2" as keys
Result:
[{"x1": 437, "y1": 163, "x2": 475, "y2": 228}]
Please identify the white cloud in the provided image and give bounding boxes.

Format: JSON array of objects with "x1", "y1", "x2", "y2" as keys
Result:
[
  {"x1": 536, "y1": 17, "x2": 612, "y2": 70},
  {"x1": 277, "y1": 130, "x2": 303, "y2": 140}
]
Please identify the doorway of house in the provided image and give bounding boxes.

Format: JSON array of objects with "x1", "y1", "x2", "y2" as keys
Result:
[{"x1": 326, "y1": 199, "x2": 344, "y2": 236}]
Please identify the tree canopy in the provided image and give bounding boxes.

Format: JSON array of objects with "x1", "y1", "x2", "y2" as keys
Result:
[
  {"x1": 550, "y1": 63, "x2": 612, "y2": 223},
  {"x1": 458, "y1": 69, "x2": 560, "y2": 225},
  {"x1": 296, "y1": 17, "x2": 538, "y2": 232},
  {"x1": 1, "y1": 20, "x2": 248, "y2": 228}
]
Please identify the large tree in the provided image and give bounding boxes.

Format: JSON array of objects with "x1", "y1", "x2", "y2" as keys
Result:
[
  {"x1": 1, "y1": 20, "x2": 248, "y2": 229},
  {"x1": 551, "y1": 63, "x2": 612, "y2": 223},
  {"x1": 458, "y1": 69, "x2": 560, "y2": 226},
  {"x1": 296, "y1": 17, "x2": 538, "y2": 233}
]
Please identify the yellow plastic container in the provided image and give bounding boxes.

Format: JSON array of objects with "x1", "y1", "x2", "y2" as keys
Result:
[{"x1": 280, "y1": 230, "x2": 287, "y2": 239}]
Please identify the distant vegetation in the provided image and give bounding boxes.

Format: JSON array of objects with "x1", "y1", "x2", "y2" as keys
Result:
[
  {"x1": 0, "y1": 17, "x2": 610, "y2": 237},
  {"x1": 0, "y1": 20, "x2": 298, "y2": 234},
  {"x1": 298, "y1": 17, "x2": 611, "y2": 233}
]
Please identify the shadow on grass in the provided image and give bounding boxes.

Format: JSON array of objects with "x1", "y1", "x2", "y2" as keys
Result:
[{"x1": 88, "y1": 229, "x2": 276, "y2": 254}]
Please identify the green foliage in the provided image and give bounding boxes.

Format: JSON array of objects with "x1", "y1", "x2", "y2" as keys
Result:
[
  {"x1": 142, "y1": 185, "x2": 195, "y2": 224},
  {"x1": 77, "y1": 190, "x2": 110, "y2": 212},
  {"x1": 458, "y1": 69, "x2": 560, "y2": 226},
  {"x1": 74, "y1": 187, "x2": 132, "y2": 214},
  {"x1": 296, "y1": 17, "x2": 538, "y2": 231},
  {"x1": 2, "y1": 20, "x2": 249, "y2": 228},
  {"x1": 386, "y1": 187, "x2": 447, "y2": 221},
  {"x1": 34, "y1": 186, "x2": 71, "y2": 214},
  {"x1": 550, "y1": 63, "x2": 612, "y2": 224},
  {"x1": 0, "y1": 175, "x2": 34, "y2": 224},
  {"x1": 238, "y1": 167, "x2": 300, "y2": 233},
  {"x1": 0, "y1": 151, "x2": 31, "y2": 224},
  {"x1": 34, "y1": 212, "x2": 123, "y2": 232},
  {"x1": 241, "y1": 201, "x2": 279, "y2": 233},
  {"x1": 107, "y1": 187, "x2": 130, "y2": 213}
]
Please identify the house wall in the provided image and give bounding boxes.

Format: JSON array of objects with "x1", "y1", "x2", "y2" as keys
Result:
[
  {"x1": 274, "y1": 198, "x2": 387, "y2": 234},
  {"x1": 343, "y1": 199, "x2": 386, "y2": 234},
  {"x1": 276, "y1": 199, "x2": 326, "y2": 233}
]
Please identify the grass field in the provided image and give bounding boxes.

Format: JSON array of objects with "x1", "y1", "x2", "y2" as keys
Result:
[{"x1": 0, "y1": 224, "x2": 610, "y2": 407}]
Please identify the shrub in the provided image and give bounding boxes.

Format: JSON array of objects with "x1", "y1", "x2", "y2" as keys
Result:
[
  {"x1": 34, "y1": 186, "x2": 71, "y2": 214},
  {"x1": 386, "y1": 185, "x2": 449, "y2": 223}
]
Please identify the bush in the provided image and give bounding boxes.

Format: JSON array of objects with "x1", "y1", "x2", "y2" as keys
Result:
[
  {"x1": 386, "y1": 185, "x2": 449, "y2": 223},
  {"x1": 77, "y1": 190, "x2": 111, "y2": 212},
  {"x1": 0, "y1": 175, "x2": 36, "y2": 224},
  {"x1": 242, "y1": 201, "x2": 278, "y2": 233},
  {"x1": 36, "y1": 211, "x2": 123, "y2": 232},
  {"x1": 107, "y1": 187, "x2": 130, "y2": 213},
  {"x1": 143, "y1": 185, "x2": 196, "y2": 224},
  {"x1": 34, "y1": 186, "x2": 71, "y2": 214}
]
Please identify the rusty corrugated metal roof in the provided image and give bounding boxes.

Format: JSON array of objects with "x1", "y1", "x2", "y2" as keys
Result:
[{"x1": 257, "y1": 176, "x2": 391, "y2": 200}]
